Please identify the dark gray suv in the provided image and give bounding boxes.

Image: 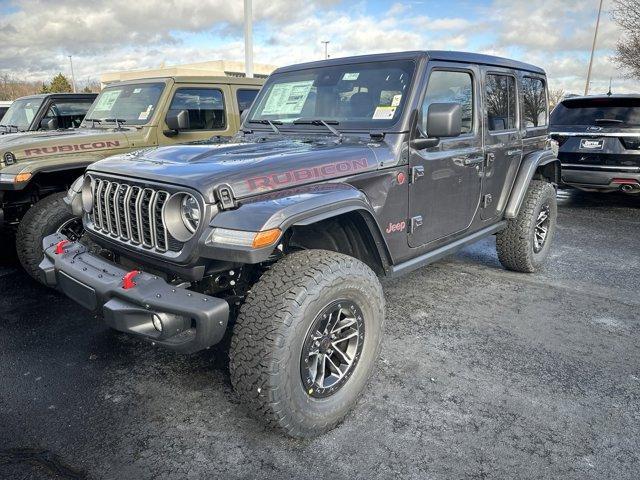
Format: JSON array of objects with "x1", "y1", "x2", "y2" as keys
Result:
[
  {"x1": 40, "y1": 51, "x2": 560, "y2": 438},
  {"x1": 550, "y1": 95, "x2": 640, "y2": 194}
]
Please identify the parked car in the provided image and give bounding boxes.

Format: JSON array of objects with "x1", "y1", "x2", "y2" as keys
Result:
[
  {"x1": 0, "y1": 100, "x2": 12, "y2": 120},
  {"x1": 550, "y1": 94, "x2": 640, "y2": 193},
  {"x1": 41, "y1": 51, "x2": 559, "y2": 438},
  {"x1": 0, "y1": 93, "x2": 97, "y2": 135},
  {"x1": 0, "y1": 75, "x2": 263, "y2": 280}
]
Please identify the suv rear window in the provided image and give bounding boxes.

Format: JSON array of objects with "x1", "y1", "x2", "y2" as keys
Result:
[
  {"x1": 523, "y1": 77, "x2": 547, "y2": 128},
  {"x1": 551, "y1": 97, "x2": 640, "y2": 126},
  {"x1": 486, "y1": 74, "x2": 517, "y2": 131}
]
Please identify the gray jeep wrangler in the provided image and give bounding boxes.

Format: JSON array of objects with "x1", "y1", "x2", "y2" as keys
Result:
[{"x1": 40, "y1": 51, "x2": 560, "y2": 438}]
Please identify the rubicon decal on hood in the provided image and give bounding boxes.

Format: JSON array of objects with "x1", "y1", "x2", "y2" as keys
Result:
[
  {"x1": 24, "y1": 140, "x2": 121, "y2": 157},
  {"x1": 246, "y1": 158, "x2": 369, "y2": 191}
]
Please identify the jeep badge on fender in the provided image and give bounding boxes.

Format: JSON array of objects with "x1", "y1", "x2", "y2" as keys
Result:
[{"x1": 40, "y1": 51, "x2": 560, "y2": 438}]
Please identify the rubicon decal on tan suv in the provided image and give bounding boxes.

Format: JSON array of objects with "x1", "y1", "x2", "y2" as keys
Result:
[{"x1": 24, "y1": 140, "x2": 121, "y2": 157}]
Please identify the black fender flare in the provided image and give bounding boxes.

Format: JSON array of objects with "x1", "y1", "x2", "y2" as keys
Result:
[
  {"x1": 504, "y1": 149, "x2": 560, "y2": 219},
  {"x1": 208, "y1": 183, "x2": 392, "y2": 267}
]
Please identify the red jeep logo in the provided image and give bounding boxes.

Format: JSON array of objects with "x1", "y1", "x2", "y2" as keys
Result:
[{"x1": 386, "y1": 221, "x2": 406, "y2": 234}]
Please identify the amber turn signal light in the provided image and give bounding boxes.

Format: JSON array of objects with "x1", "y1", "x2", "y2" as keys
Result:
[{"x1": 252, "y1": 228, "x2": 282, "y2": 248}]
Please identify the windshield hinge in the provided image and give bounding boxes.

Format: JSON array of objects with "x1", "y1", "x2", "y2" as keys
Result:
[{"x1": 369, "y1": 131, "x2": 385, "y2": 142}]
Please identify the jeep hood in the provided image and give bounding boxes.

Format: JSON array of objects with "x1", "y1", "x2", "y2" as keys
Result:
[
  {"x1": 88, "y1": 139, "x2": 388, "y2": 202},
  {"x1": 0, "y1": 128, "x2": 133, "y2": 161}
]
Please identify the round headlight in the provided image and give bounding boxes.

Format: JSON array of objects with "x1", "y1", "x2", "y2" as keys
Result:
[
  {"x1": 181, "y1": 194, "x2": 200, "y2": 233},
  {"x1": 82, "y1": 176, "x2": 94, "y2": 213},
  {"x1": 163, "y1": 192, "x2": 202, "y2": 242}
]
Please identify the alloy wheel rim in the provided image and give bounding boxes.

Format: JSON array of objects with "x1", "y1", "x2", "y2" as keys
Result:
[
  {"x1": 56, "y1": 217, "x2": 84, "y2": 241},
  {"x1": 533, "y1": 204, "x2": 551, "y2": 253},
  {"x1": 300, "y1": 300, "x2": 365, "y2": 398}
]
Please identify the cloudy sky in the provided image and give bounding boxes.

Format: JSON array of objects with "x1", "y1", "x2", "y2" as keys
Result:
[{"x1": 0, "y1": 0, "x2": 638, "y2": 94}]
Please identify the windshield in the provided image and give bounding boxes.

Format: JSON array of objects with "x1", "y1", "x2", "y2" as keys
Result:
[
  {"x1": 0, "y1": 97, "x2": 44, "y2": 130},
  {"x1": 247, "y1": 60, "x2": 415, "y2": 129},
  {"x1": 551, "y1": 97, "x2": 640, "y2": 127},
  {"x1": 83, "y1": 82, "x2": 165, "y2": 126}
]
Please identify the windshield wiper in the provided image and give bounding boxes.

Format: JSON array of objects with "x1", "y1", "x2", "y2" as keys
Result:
[
  {"x1": 595, "y1": 118, "x2": 624, "y2": 124},
  {"x1": 84, "y1": 118, "x2": 102, "y2": 128},
  {"x1": 248, "y1": 119, "x2": 282, "y2": 134},
  {"x1": 104, "y1": 118, "x2": 127, "y2": 129},
  {"x1": 293, "y1": 119, "x2": 343, "y2": 141}
]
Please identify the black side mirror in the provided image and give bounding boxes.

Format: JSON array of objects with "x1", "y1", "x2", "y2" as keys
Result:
[
  {"x1": 165, "y1": 109, "x2": 190, "y2": 132},
  {"x1": 426, "y1": 103, "x2": 462, "y2": 138},
  {"x1": 40, "y1": 117, "x2": 58, "y2": 130}
]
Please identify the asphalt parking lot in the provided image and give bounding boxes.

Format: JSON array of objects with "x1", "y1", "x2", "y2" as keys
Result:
[{"x1": 0, "y1": 189, "x2": 638, "y2": 480}]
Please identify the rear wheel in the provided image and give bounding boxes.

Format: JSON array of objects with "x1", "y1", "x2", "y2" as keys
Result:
[
  {"x1": 16, "y1": 193, "x2": 83, "y2": 283},
  {"x1": 229, "y1": 249, "x2": 385, "y2": 438},
  {"x1": 496, "y1": 180, "x2": 557, "y2": 273}
]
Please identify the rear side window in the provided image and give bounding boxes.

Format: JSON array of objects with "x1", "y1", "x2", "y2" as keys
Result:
[
  {"x1": 486, "y1": 74, "x2": 517, "y2": 131},
  {"x1": 522, "y1": 77, "x2": 547, "y2": 128},
  {"x1": 422, "y1": 70, "x2": 474, "y2": 134},
  {"x1": 169, "y1": 88, "x2": 225, "y2": 130},
  {"x1": 236, "y1": 89, "x2": 259, "y2": 114},
  {"x1": 45, "y1": 100, "x2": 93, "y2": 128},
  {"x1": 550, "y1": 97, "x2": 640, "y2": 126}
]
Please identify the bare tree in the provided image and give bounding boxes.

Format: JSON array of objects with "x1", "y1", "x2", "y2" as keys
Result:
[
  {"x1": 612, "y1": 0, "x2": 640, "y2": 78},
  {"x1": 549, "y1": 88, "x2": 566, "y2": 110}
]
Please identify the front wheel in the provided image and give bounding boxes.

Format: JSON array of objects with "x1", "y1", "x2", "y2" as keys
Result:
[
  {"x1": 229, "y1": 250, "x2": 385, "y2": 438},
  {"x1": 16, "y1": 192, "x2": 84, "y2": 283},
  {"x1": 496, "y1": 180, "x2": 557, "y2": 273}
]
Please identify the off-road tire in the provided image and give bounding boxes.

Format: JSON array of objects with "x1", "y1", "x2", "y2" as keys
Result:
[
  {"x1": 16, "y1": 193, "x2": 78, "y2": 283},
  {"x1": 229, "y1": 249, "x2": 385, "y2": 438},
  {"x1": 496, "y1": 180, "x2": 557, "y2": 273}
]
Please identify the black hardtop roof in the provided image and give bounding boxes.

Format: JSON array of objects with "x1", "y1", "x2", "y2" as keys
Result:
[
  {"x1": 274, "y1": 50, "x2": 545, "y2": 75},
  {"x1": 16, "y1": 92, "x2": 97, "y2": 101},
  {"x1": 561, "y1": 94, "x2": 640, "y2": 103}
]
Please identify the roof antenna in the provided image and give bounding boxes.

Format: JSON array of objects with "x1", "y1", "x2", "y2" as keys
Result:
[{"x1": 607, "y1": 77, "x2": 612, "y2": 96}]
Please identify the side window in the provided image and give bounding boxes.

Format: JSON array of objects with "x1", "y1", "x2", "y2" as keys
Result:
[
  {"x1": 486, "y1": 74, "x2": 517, "y2": 131},
  {"x1": 422, "y1": 70, "x2": 474, "y2": 134},
  {"x1": 236, "y1": 89, "x2": 259, "y2": 115},
  {"x1": 45, "y1": 101, "x2": 93, "y2": 128},
  {"x1": 169, "y1": 88, "x2": 225, "y2": 130},
  {"x1": 522, "y1": 77, "x2": 547, "y2": 128}
]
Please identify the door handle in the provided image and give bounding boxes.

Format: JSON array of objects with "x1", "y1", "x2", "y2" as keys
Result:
[
  {"x1": 506, "y1": 149, "x2": 522, "y2": 156},
  {"x1": 486, "y1": 152, "x2": 496, "y2": 167},
  {"x1": 463, "y1": 156, "x2": 484, "y2": 166}
]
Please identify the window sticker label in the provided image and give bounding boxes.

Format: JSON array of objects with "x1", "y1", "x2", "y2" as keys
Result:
[
  {"x1": 372, "y1": 106, "x2": 396, "y2": 120},
  {"x1": 138, "y1": 104, "x2": 153, "y2": 120},
  {"x1": 133, "y1": 88, "x2": 142, "y2": 94},
  {"x1": 342, "y1": 72, "x2": 360, "y2": 81},
  {"x1": 94, "y1": 90, "x2": 121, "y2": 112},
  {"x1": 391, "y1": 94, "x2": 402, "y2": 107},
  {"x1": 261, "y1": 80, "x2": 314, "y2": 115}
]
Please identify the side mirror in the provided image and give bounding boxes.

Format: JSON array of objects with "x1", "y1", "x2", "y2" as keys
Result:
[
  {"x1": 426, "y1": 103, "x2": 462, "y2": 138},
  {"x1": 165, "y1": 109, "x2": 190, "y2": 132},
  {"x1": 40, "y1": 117, "x2": 58, "y2": 130}
]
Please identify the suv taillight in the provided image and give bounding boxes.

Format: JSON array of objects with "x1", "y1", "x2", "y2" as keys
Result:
[{"x1": 621, "y1": 137, "x2": 640, "y2": 150}]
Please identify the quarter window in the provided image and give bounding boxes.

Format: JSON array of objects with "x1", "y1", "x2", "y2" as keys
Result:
[
  {"x1": 486, "y1": 74, "x2": 517, "y2": 131},
  {"x1": 522, "y1": 77, "x2": 547, "y2": 128},
  {"x1": 422, "y1": 70, "x2": 474, "y2": 134},
  {"x1": 169, "y1": 88, "x2": 225, "y2": 130},
  {"x1": 236, "y1": 89, "x2": 259, "y2": 115}
]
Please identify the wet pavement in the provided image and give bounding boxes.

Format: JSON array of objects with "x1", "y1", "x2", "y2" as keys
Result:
[{"x1": 0, "y1": 189, "x2": 638, "y2": 479}]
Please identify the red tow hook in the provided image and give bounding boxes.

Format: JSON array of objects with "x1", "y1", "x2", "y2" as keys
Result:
[
  {"x1": 54, "y1": 240, "x2": 70, "y2": 255},
  {"x1": 122, "y1": 270, "x2": 140, "y2": 290}
]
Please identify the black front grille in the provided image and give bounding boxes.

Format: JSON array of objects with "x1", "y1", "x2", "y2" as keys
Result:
[{"x1": 89, "y1": 177, "x2": 173, "y2": 252}]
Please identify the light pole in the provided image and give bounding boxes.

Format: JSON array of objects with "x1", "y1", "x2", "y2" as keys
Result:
[
  {"x1": 244, "y1": 0, "x2": 254, "y2": 78},
  {"x1": 68, "y1": 55, "x2": 77, "y2": 93},
  {"x1": 585, "y1": 0, "x2": 604, "y2": 96},
  {"x1": 321, "y1": 40, "x2": 330, "y2": 60}
]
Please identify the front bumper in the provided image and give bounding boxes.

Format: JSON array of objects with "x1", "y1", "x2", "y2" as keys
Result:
[
  {"x1": 39, "y1": 233, "x2": 229, "y2": 353},
  {"x1": 561, "y1": 166, "x2": 640, "y2": 191}
]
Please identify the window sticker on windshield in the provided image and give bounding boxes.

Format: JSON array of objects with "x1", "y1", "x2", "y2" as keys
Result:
[
  {"x1": 95, "y1": 90, "x2": 121, "y2": 112},
  {"x1": 261, "y1": 80, "x2": 314, "y2": 115},
  {"x1": 25, "y1": 108, "x2": 35, "y2": 123},
  {"x1": 342, "y1": 72, "x2": 360, "y2": 81},
  {"x1": 133, "y1": 88, "x2": 142, "y2": 94},
  {"x1": 138, "y1": 104, "x2": 153, "y2": 121},
  {"x1": 372, "y1": 106, "x2": 397, "y2": 120},
  {"x1": 391, "y1": 94, "x2": 402, "y2": 107}
]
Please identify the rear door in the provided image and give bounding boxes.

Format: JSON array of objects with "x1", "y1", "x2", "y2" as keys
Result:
[
  {"x1": 480, "y1": 69, "x2": 523, "y2": 220},
  {"x1": 408, "y1": 62, "x2": 484, "y2": 247}
]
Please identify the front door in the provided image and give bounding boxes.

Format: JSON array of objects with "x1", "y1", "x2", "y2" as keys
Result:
[
  {"x1": 480, "y1": 70, "x2": 523, "y2": 219},
  {"x1": 408, "y1": 64, "x2": 483, "y2": 247}
]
